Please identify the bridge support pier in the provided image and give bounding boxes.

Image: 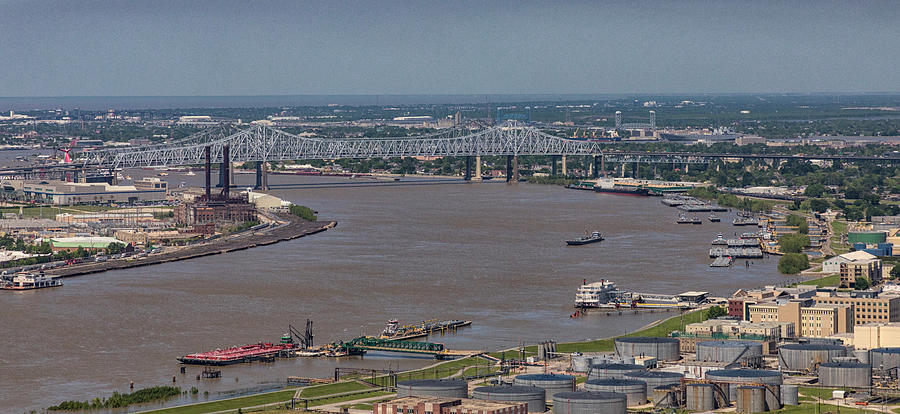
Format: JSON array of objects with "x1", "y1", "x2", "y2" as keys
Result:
[
  {"x1": 253, "y1": 162, "x2": 269, "y2": 190},
  {"x1": 684, "y1": 163, "x2": 689, "y2": 174},
  {"x1": 561, "y1": 155, "x2": 567, "y2": 176},
  {"x1": 512, "y1": 156, "x2": 519, "y2": 182},
  {"x1": 506, "y1": 156, "x2": 512, "y2": 181},
  {"x1": 551, "y1": 156, "x2": 558, "y2": 176},
  {"x1": 593, "y1": 156, "x2": 600, "y2": 178},
  {"x1": 588, "y1": 157, "x2": 593, "y2": 178},
  {"x1": 474, "y1": 155, "x2": 482, "y2": 181},
  {"x1": 218, "y1": 161, "x2": 226, "y2": 187},
  {"x1": 464, "y1": 156, "x2": 472, "y2": 181},
  {"x1": 632, "y1": 162, "x2": 638, "y2": 179}
]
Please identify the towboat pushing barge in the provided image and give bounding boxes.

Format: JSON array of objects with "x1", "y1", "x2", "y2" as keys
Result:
[{"x1": 574, "y1": 279, "x2": 708, "y2": 309}]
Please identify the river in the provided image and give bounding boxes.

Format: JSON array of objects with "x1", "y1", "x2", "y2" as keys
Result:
[{"x1": 0, "y1": 172, "x2": 791, "y2": 412}]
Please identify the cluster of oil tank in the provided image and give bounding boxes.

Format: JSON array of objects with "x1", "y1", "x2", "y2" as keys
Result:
[
  {"x1": 778, "y1": 343, "x2": 900, "y2": 388},
  {"x1": 396, "y1": 375, "x2": 630, "y2": 414},
  {"x1": 396, "y1": 340, "x2": 900, "y2": 413}
]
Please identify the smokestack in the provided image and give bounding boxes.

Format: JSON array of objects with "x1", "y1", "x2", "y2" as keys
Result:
[
  {"x1": 205, "y1": 146, "x2": 211, "y2": 201},
  {"x1": 221, "y1": 144, "x2": 230, "y2": 198}
]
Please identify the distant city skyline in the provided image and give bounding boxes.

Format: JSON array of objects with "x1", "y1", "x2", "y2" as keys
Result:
[{"x1": 1, "y1": 0, "x2": 899, "y2": 97}]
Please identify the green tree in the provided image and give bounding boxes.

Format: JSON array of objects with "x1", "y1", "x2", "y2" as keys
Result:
[
  {"x1": 804, "y1": 183, "x2": 827, "y2": 198},
  {"x1": 778, "y1": 233, "x2": 810, "y2": 253},
  {"x1": 890, "y1": 265, "x2": 900, "y2": 280},
  {"x1": 855, "y1": 277, "x2": 871, "y2": 290},
  {"x1": 808, "y1": 198, "x2": 830, "y2": 213},
  {"x1": 706, "y1": 306, "x2": 727, "y2": 319},
  {"x1": 289, "y1": 204, "x2": 317, "y2": 221},
  {"x1": 778, "y1": 253, "x2": 810, "y2": 274}
]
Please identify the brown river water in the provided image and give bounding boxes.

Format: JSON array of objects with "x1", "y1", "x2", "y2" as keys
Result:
[{"x1": 0, "y1": 170, "x2": 794, "y2": 412}]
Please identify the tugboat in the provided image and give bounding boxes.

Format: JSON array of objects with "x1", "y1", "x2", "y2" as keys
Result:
[
  {"x1": 566, "y1": 231, "x2": 604, "y2": 246},
  {"x1": 1, "y1": 273, "x2": 62, "y2": 290},
  {"x1": 708, "y1": 213, "x2": 721, "y2": 222}
]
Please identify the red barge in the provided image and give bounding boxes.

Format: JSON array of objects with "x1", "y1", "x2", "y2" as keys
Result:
[{"x1": 178, "y1": 338, "x2": 298, "y2": 365}]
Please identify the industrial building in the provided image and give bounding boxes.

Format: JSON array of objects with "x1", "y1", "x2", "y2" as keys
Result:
[
  {"x1": 48, "y1": 236, "x2": 126, "y2": 252},
  {"x1": 173, "y1": 145, "x2": 257, "y2": 226},
  {"x1": 747, "y1": 299, "x2": 853, "y2": 337},
  {"x1": 20, "y1": 178, "x2": 167, "y2": 205},
  {"x1": 373, "y1": 397, "x2": 526, "y2": 414}
]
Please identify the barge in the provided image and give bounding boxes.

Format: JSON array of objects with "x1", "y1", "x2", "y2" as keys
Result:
[
  {"x1": 178, "y1": 335, "x2": 298, "y2": 365},
  {"x1": 379, "y1": 319, "x2": 472, "y2": 341}
]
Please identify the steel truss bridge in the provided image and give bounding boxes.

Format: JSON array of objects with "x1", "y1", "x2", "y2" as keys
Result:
[{"x1": 81, "y1": 121, "x2": 603, "y2": 169}]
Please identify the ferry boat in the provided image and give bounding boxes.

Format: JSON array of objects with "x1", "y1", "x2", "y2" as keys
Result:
[
  {"x1": 574, "y1": 280, "x2": 708, "y2": 309},
  {"x1": 566, "y1": 231, "x2": 604, "y2": 246},
  {"x1": 691, "y1": 215, "x2": 702, "y2": 225},
  {"x1": 1, "y1": 273, "x2": 62, "y2": 290},
  {"x1": 708, "y1": 213, "x2": 721, "y2": 222},
  {"x1": 712, "y1": 233, "x2": 727, "y2": 245},
  {"x1": 676, "y1": 214, "x2": 693, "y2": 224}
]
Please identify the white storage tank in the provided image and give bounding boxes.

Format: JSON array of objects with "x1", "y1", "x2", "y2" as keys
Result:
[
  {"x1": 587, "y1": 363, "x2": 645, "y2": 380},
  {"x1": 514, "y1": 374, "x2": 575, "y2": 401},
  {"x1": 552, "y1": 391, "x2": 627, "y2": 414},
  {"x1": 685, "y1": 383, "x2": 716, "y2": 411},
  {"x1": 696, "y1": 340, "x2": 764, "y2": 364},
  {"x1": 396, "y1": 379, "x2": 468, "y2": 398},
  {"x1": 583, "y1": 378, "x2": 647, "y2": 407},
  {"x1": 705, "y1": 369, "x2": 782, "y2": 409},
  {"x1": 623, "y1": 371, "x2": 683, "y2": 389},
  {"x1": 818, "y1": 362, "x2": 872, "y2": 388},
  {"x1": 870, "y1": 348, "x2": 900, "y2": 374},
  {"x1": 778, "y1": 343, "x2": 846, "y2": 372},
  {"x1": 473, "y1": 385, "x2": 546, "y2": 413},
  {"x1": 615, "y1": 337, "x2": 680, "y2": 361}
]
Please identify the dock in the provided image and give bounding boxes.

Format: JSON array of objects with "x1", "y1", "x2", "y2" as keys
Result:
[
  {"x1": 710, "y1": 256, "x2": 734, "y2": 267},
  {"x1": 709, "y1": 247, "x2": 764, "y2": 258}
]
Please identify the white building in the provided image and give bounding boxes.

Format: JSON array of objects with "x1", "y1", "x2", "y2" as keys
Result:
[{"x1": 823, "y1": 250, "x2": 878, "y2": 273}]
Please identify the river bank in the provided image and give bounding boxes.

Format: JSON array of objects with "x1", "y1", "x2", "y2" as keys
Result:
[{"x1": 45, "y1": 215, "x2": 336, "y2": 279}]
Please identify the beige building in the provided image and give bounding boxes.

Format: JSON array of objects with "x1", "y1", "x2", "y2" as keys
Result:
[
  {"x1": 823, "y1": 250, "x2": 877, "y2": 273},
  {"x1": 814, "y1": 290, "x2": 900, "y2": 326},
  {"x1": 685, "y1": 319, "x2": 794, "y2": 340},
  {"x1": 747, "y1": 300, "x2": 853, "y2": 337},
  {"x1": 849, "y1": 323, "x2": 900, "y2": 349},
  {"x1": 841, "y1": 258, "x2": 883, "y2": 288}
]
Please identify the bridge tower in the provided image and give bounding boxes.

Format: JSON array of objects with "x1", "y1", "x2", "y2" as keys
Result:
[{"x1": 474, "y1": 156, "x2": 482, "y2": 181}]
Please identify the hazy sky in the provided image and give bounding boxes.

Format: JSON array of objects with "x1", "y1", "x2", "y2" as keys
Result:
[{"x1": 1, "y1": 0, "x2": 899, "y2": 96}]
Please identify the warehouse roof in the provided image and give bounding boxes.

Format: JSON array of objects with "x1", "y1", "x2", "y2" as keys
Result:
[{"x1": 49, "y1": 236, "x2": 124, "y2": 248}]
